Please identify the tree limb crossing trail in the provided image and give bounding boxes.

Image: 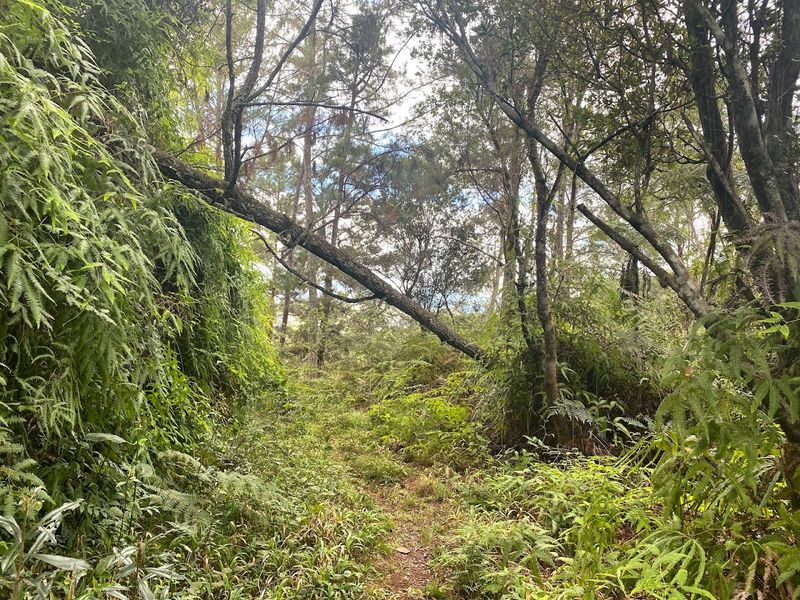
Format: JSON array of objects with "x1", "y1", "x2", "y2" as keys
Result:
[{"x1": 155, "y1": 150, "x2": 490, "y2": 363}]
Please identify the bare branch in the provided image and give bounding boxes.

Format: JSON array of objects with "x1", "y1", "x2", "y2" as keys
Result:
[
  {"x1": 252, "y1": 229, "x2": 376, "y2": 304},
  {"x1": 247, "y1": 0, "x2": 326, "y2": 102},
  {"x1": 245, "y1": 100, "x2": 388, "y2": 122}
]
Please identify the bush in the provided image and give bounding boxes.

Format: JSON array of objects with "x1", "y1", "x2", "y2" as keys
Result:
[
  {"x1": 0, "y1": 4, "x2": 295, "y2": 598},
  {"x1": 434, "y1": 517, "x2": 559, "y2": 598},
  {"x1": 349, "y1": 453, "x2": 408, "y2": 484},
  {"x1": 370, "y1": 391, "x2": 490, "y2": 469}
]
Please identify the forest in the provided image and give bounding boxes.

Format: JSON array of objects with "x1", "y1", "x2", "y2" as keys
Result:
[{"x1": 1, "y1": 0, "x2": 800, "y2": 597}]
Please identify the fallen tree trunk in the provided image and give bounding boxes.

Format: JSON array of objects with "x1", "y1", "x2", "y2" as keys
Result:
[{"x1": 154, "y1": 150, "x2": 490, "y2": 363}]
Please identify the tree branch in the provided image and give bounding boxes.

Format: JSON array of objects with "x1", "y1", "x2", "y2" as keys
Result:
[
  {"x1": 245, "y1": 100, "x2": 387, "y2": 122},
  {"x1": 576, "y1": 204, "x2": 709, "y2": 317},
  {"x1": 247, "y1": 0, "x2": 325, "y2": 102},
  {"x1": 427, "y1": 0, "x2": 708, "y2": 318},
  {"x1": 252, "y1": 229, "x2": 376, "y2": 303},
  {"x1": 154, "y1": 150, "x2": 490, "y2": 363}
]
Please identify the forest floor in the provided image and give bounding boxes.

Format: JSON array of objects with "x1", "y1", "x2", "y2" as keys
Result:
[
  {"x1": 365, "y1": 474, "x2": 442, "y2": 597},
  {"x1": 234, "y1": 378, "x2": 758, "y2": 600},
  {"x1": 282, "y1": 385, "x2": 463, "y2": 599}
]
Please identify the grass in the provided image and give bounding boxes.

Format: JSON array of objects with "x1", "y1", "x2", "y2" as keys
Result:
[
  {"x1": 12, "y1": 368, "x2": 780, "y2": 599},
  {"x1": 281, "y1": 384, "x2": 800, "y2": 600},
  {"x1": 161, "y1": 389, "x2": 399, "y2": 599},
  {"x1": 185, "y1": 379, "x2": 793, "y2": 600}
]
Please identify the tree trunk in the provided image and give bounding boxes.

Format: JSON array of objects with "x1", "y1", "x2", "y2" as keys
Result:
[
  {"x1": 487, "y1": 242, "x2": 503, "y2": 313},
  {"x1": 316, "y1": 202, "x2": 340, "y2": 367},
  {"x1": 554, "y1": 186, "x2": 566, "y2": 264},
  {"x1": 154, "y1": 150, "x2": 489, "y2": 363},
  {"x1": 561, "y1": 173, "x2": 578, "y2": 297},
  {"x1": 529, "y1": 145, "x2": 560, "y2": 412},
  {"x1": 278, "y1": 174, "x2": 303, "y2": 348},
  {"x1": 301, "y1": 102, "x2": 319, "y2": 365},
  {"x1": 499, "y1": 197, "x2": 519, "y2": 340},
  {"x1": 317, "y1": 86, "x2": 357, "y2": 367}
]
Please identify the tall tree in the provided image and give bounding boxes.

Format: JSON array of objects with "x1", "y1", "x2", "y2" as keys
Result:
[{"x1": 423, "y1": 0, "x2": 800, "y2": 494}]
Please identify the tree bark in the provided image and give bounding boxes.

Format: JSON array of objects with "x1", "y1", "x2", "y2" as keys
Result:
[
  {"x1": 529, "y1": 145, "x2": 560, "y2": 409},
  {"x1": 318, "y1": 86, "x2": 358, "y2": 367},
  {"x1": 554, "y1": 186, "x2": 565, "y2": 264},
  {"x1": 689, "y1": 0, "x2": 789, "y2": 223},
  {"x1": 488, "y1": 242, "x2": 503, "y2": 314},
  {"x1": 763, "y1": 0, "x2": 800, "y2": 220},
  {"x1": 316, "y1": 202, "x2": 339, "y2": 367},
  {"x1": 302, "y1": 102, "x2": 319, "y2": 365},
  {"x1": 278, "y1": 174, "x2": 303, "y2": 347},
  {"x1": 565, "y1": 172, "x2": 578, "y2": 263}
]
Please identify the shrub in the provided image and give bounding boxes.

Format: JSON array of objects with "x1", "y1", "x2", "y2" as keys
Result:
[
  {"x1": 370, "y1": 391, "x2": 490, "y2": 469},
  {"x1": 434, "y1": 517, "x2": 559, "y2": 598}
]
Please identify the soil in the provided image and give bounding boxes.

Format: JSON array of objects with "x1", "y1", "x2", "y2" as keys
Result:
[{"x1": 366, "y1": 474, "x2": 454, "y2": 599}]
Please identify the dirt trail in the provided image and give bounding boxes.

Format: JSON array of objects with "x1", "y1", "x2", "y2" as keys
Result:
[
  {"x1": 366, "y1": 474, "x2": 453, "y2": 598},
  {"x1": 311, "y1": 396, "x2": 458, "y2": 598}
]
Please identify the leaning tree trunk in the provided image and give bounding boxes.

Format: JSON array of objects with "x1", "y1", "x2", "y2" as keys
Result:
[{"x1": 154, "y1": 150, "x2": 489, "y2": 363}]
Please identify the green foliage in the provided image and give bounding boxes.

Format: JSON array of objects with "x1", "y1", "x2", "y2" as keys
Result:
[
  {"x1": 657, "y1": 306, "x2": 798, "y2": 473},
  {"x1": 171, "y1": 197, "x2": 285, "y2": 404},
  {"x1": 149, "y1": 401, "x2": 390, "y2": 599},
  {"x1": 349, "y1": 454, "x2": 408, "y2": 484},
  {"x1": 434, "y1": 451, "x2": 767, "y2": 599},
  {"x1": 451, "y1": 275, "x2": 680, "y2": 446},
  {"x1": 284, "y1": 292, "x2": 800, "y2": 598},
  {"x1": 431, "y1": 315, "x2": 800, "y2": 599},
  {"x1": 350, "y1": 326, "x2": 470, "y2": 394},
  {"x1": 646, "y1": 305, "x2": 800, "y2": 597},
  {"x1": 0, "y1": 3, "x2": 294, "y2": 597},
  {"x1": 0, "y1": 496, "x2": 90, "y2": 598},
  {"x1": 434, "y1": 517, "x2": 559, "y2": 598},
  {"x1": 550, "y1": 276, "x2": 679, "y2": 444},
  {"x1": 4, "y1": 2, "x2": 800, "y2": 599},
  {"x1": 370, "y1": 388, "x2": 490, "y2": 470},
  {"x1": 0, "y1": 398, "x2": 391, "y2": 599},
  {"x1": 306, "y1": 323, "x2": 493, "y2": 468},
  {"x1": 64, "y1": 0, "x2": 205, "y2": 144},
  {"x1": 1, "y1": 0, "x2": 192, "y2": 436},
  {"x1": 280, "y1": 368, "x2": 411, "y2": 486}
]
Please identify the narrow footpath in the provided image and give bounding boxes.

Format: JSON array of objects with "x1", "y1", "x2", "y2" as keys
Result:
[
  {"x1": 366, "y1": 474, "x2": 447, "y2": 598},
  {"x1": 294, "y1": 386, "x2": 460, "y2": 599}
]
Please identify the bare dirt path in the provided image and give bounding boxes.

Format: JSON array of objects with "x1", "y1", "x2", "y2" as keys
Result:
[{"x1": 365, "y1": 473, "x2": 456, "y2": 599}]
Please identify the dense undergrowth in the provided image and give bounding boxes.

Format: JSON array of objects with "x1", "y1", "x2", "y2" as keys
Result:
[
  {"x1": 333, "y1": 321, "x2": 800, "y2": 599},
  {"x1": 0, "y1": 2, "x2": 368, "y2": 597}
]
